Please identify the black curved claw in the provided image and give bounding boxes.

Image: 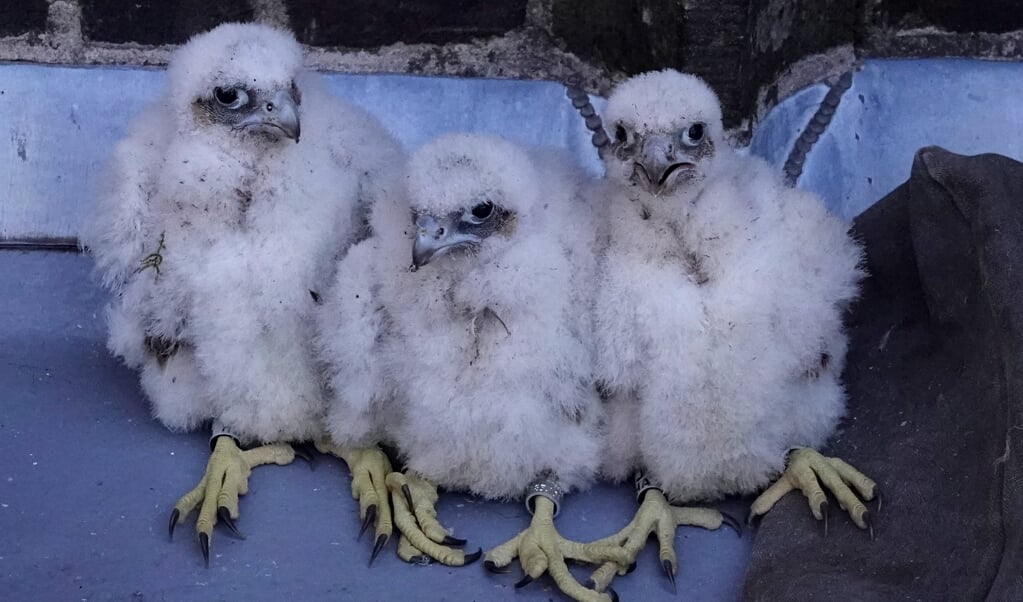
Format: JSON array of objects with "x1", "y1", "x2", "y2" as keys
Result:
[
  {"x1": 462, "y1": 548, "x2": 483, "y2": 566},
  {"x1": 745, "y1": 509, "x2": 762, "y2": 527},
  {"x1": 875, "y1": 489, "x2": 883, "y2": 514},
  {"x1": 292, "y1": 443, "x2": 316, "y2": 469},
  {"x1": 401, "y1": 483, "x2": 414, "y2": 510},
  {"x1": 607, "y1": 586, "x2": 620, "y2": 602},
  {"x1": 514, "y1": 574, "x2": 534, "y2": 589},
  {"x1": 442, "y1": 535, "x2": 467, "y2": 547},
  {"x1": 721, "y1": 511, "x2": 744, "y2": 537},
  {"x1": 818, "y1": 500, "x2": 830, "y2": 538},
  {"x1": 863, "y1": 510, "x2": 875, "y2": 542},
  {"x1": 663, "y1": 559, "x2": 677, "y2": 594},
  {"x1": 198, "y1": 532, "x2": 210, "y2": 568},
  {"x1": 484, "y1": 559, "x2": 511, "y2": 574},
  {"x1": 625, "y1": 561, "x2": 637, "y2": 575},
  {"x1": 168, "y1": 508, "x2": 180, "y2": 541},
  {"x1": 369, "y1": 533, "x2": 388, "y2": 566},
  {"x1": 217, "y1": 506, "x2": 246, "y2": 540},
  {"x1": 358, "y1": 505, "x2": 377, "y2": 541}
]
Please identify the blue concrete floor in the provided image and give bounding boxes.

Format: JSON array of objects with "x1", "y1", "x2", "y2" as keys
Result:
[{"x1": 0, "y1": 251, "x2": 752, "y2": 601}]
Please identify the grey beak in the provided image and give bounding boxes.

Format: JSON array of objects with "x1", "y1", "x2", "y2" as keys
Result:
[
  {"x1": 412, "y1": 214, "x2": 446, "y2": 268},
  {"x1": 411, "y1": 214, "x2": 478, "y2": 269},
  {"x1": 636, "y1": 134, "x2": 695, "y2": 192},
  {"x1": 240, "y1": 88, "x2": 301, "y2": 142}
]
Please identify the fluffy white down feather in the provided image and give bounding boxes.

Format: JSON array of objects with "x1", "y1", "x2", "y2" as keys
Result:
[
  {"x1": 83, "y1": 23, "x2": 403, "y2": 443},
  {"x1": 317, "y1": 134, "x2": 604, "y2": 499},
  {"x1": 593, "y1": 70, "x2": 864, "y2": 501}
]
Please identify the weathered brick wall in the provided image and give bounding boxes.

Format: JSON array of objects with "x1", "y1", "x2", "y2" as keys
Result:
[
  {"x1": 743, "y1": 0, "x2": 1023, "y2": 119},
  {"x1": 0, "y1": 0, "x2": 48, "y2": 36},
  {"x1": 868, "y1": 0, "x2": 1023, "y2": 35},
  {"x1": 1, "y1": 0, "x2": 1021, "y2": 131},
  {"x1": 288, "y1": 0, "x2": 527, "y2": 46},
  {"x1": 549, "y1": 0, "x2": 1023, "y2": 129},
  {"x1": 743, "y1": 0, "x2": 858, "y2": 124},
  {"x1": 76, "y1": 0, "x2": 528, "y2": 47},
  {"x1": 0, "y1": 1, "x2": 606, "y2": 89},
  {"x1": 551, "y1": 1, "x2": 753, "y2": 129},
  {"x1": 80, "y1": 0, "x2": 256, "y2": 45},
  {"x1": 862, "y1": 0, "x2": 1023, "y2": 56}
]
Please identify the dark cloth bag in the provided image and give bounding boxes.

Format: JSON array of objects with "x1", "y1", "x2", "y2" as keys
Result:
[{"x1": 741, "y1": 147, "x2": 1023, "y2": 601}]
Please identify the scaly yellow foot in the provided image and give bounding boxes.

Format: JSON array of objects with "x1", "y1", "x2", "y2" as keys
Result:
[
  {"x1": 168, "y1": 436, "x2": 295, "y2": 566},
  {"x1": 587, "y1": 489, "x2": 738, "y2": 593},
  {"x1": 484, "y1": 496, "x2": 631, "y2": 602},
  {"x1": 316, "y1": 442, "x2": 395, "y2": 564},
  {"x1": 748, "y1": 447, "x2": 878, "y2": 538},
  {"x1": 387, "y1": 472, "x2": 481, "y2": 566}
]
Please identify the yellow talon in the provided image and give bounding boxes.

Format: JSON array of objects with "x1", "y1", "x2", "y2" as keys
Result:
[
  {"x1": 169, "y1": 436, "x2": 295, "y2": 566},
  {"x1": 385, "y1": 472, "x2": 480, "y2": 567},
  {"x1": 586, "y1": 489, "x2": 729, "y2": 593},
  {"x1": 485, "y1": 496, "x2": 630, "y2": 602},
  {"x1": 749, "y1": 447, "x2": 877, "y2": 532},
  {"x1": 317, "y1": 442, "x2": 395, "y2": 553}
]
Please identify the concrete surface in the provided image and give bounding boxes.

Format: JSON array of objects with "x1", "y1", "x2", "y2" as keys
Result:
[
  {"x1": 0, "y1": 64, "x2": 748, "y2": 602},
  {"x1": 0, "y1": 251, "x2": 751, "y2": 601}
]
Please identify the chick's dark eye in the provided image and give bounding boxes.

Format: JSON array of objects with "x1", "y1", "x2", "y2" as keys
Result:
[
  {"x1": 471, "y1": 201, "x2": 494, "y2": 220},
  {"x1": 687, "y1": 123, "x2": 704, "y2": 142},
  {"x1": 214, "y1": 87, "x2": 237, "y2": 105},
  {"x1": 214, "y1": 87, "x2": 248, "y2": 110},
  {"x1": 615, "y1": 124, "x2": 628, "y2": 144}
]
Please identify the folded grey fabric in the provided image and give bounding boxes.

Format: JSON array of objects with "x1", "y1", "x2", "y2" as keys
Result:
[{"x1": 741, "y1": 147, "x2": 1023, "y2": 601}]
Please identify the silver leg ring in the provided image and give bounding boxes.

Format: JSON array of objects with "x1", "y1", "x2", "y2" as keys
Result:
[
  {"x1": 524, "y1": 475, "x2": 565, "y2": 518},
  {"x1": 634, "y1": 471, "x2": 663, "y2": 504},
  {"x1": 210, "y1": 418, "x2": 240, "y2": 451}
]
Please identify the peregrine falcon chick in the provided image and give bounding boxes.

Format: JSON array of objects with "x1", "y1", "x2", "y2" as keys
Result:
[
  {"x1": 83, "y1": 23, "x2": 403, "y2": 566},
  {"x1": 316, "y1": 133, "x2": 626, "y2": 601},
  {"x1": 586, "y1": 70, "x2": 875, "y2": 591}
]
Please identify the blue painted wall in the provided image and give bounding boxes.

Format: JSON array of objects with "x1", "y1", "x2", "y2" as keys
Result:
[
  {"x1": 0, "y1": 64, "x2": 602, "y2": 240},
  {"x1": 5, "y1": 58, "x2": 1023, "y2": 237},
  {"x1": 748, "y1": 82, "x2": 828, "y2": 170},
  {"x1": 791, "y1": 59, "x2": 1023, "y2": 220}
]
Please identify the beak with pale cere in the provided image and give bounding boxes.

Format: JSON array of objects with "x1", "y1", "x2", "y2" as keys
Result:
[
  {"x1": 635, "y1": 134, "x2": 697, "y2": 194},
  {"x1": 237, "y1": 88, "x2": 301, "y2": 142},
  {"x1": 411, "y1": 214, "x2": 480, "y2": 269}
]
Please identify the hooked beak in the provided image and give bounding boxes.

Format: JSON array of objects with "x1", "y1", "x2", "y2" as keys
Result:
[
  {"x1": 411, "y1": 214, "x2": 479, "y2": 270},
  {"x1": 634, "y1": 134, "x2": 696, "y2": 194},
  {"x1": 237, "y1": 89, "x2": 301, "y2": 142}
]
